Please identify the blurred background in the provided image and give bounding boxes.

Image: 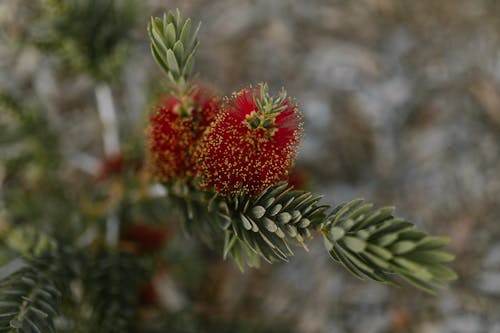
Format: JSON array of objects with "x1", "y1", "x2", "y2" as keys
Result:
[{"x1": 1, "y1": 0, "x2": 500, "y2": 332}]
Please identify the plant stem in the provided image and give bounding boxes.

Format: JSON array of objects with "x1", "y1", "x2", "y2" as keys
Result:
[{"x1": 95, "y1": 83, "x2": 120, "y2": 246}]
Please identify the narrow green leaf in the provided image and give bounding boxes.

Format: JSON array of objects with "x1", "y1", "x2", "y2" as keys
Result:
[
  {"x1": 269, "y1": 204, "x2": 282, "y2": 216},
  {"x1": 150, "y1": 44, "x2": 169, "y2": 73},
  {"x1": 369, "y1": 218, "x2": 410, "y2": 238},
  {"x1": 251, "y1": 220, "x2": 259, "y2": 232},
  {"x1": 223, "y1": 233, "x2": 237, "y2": 259},
  {"x1": 179, "y1": 18, "x2": 192, "y2": 46},
  {"x1": 240, "y1": 213, "x2": 252, "y2": 231},
  {"x1": 426, "y1": 264, "x2": 458, "y2": 281},
  {"x1": 392, "y1": 258, "x2": 433, "y2": 281},
  {"x1": 166, "y1": 11, "x2": 176, "y2": 26},
  {"x1": 398, "y1": 228, "x2": 427, "y2": 241},
  {"x1": 298, "y1": 218, "x2": 311, "y2": 228},
  {"x1": 356, "y1": 206, "x2": 394, "y2": 230},
  {"x1": 263, "y1": 217, "x2": 278, "y2": 233},
  {"x1": 150, "y1": 24, "x2": 169, "y2": 54},
  {"x1": 341, "y1": 249, "x2": 374, "y2": 274},
  {"x1": 166, "y1": 49, "x2": 180, "y2": 75},
  {"x1": 376, "y1": 233, "x2": 399, "y2": 247},
  {"x1": 175, "y1": 8, "x2": 182, "y2": 28},
  {"x1": 29, "y1": 306, "x2": 48, "y2": 319},
  {"x1": 391, "y1": 240, "x2": 417, "y2": 254},
  {"x1": 362, "y1": 251, "x2": 390, "y2": 269},
  {"x1": 329, "y1": 226, "x2": 345, "y2": 241},
  {"x1": 356, "y1": 230, "x2": 370, "y2": 240},
  {"x1": 165, "y1": 22, "x2": 176, "y2": 47},
  {"x1": 291, "y1": 210, "x2": 302, "y2": 223},
  {"x1": 345, "y1": 203, "x2": 373, "y2": 225},
  {"x1": 415, "y1": 236, "x2": 450, "y2": 251},
  {"x1": 284, "y1": 225, "x2": 297, "y2": 237},
  {"x1": 182, "y1": 51, "x2": 196, "y2": 76},
  {"x1": 189, "y1": 22, "x2": 202, "y2": 50},
  {"x1": 25, "y1": 317, "x2": 42, "y2": 333},
  {"x1": 331, "y1": 246, "x2": 364, "y2": 280},
  {"x1": 399, "y1": 274, "x2": 436, "y2": 294},
  {"x1": 275, "y1": 227, "x2": 286, "y2": 239},
  {"x1": 338, "y1": 218, "x2": 355, "y2": 231},
  {"x1": 406, "y1": 250, "x2": 455, "y2": 263},
  {"x1": 277, "y1": 212, "x2": 292, "y2": 224},
  {"x1": 251, "y1": 205, "x2": 266, "y2": 219},
  {"x1": 259, "y1": 232, "x2": 277, "y2": 249},
  {"x1": 341, "y1": 236, "x2": 367, "y2": 253},
  {"x1": 173, "y1": 41, "x2": 184, "y2": 65},
  {"x1": 331, "y1": 199, "x2": 364, "y2": 225}
]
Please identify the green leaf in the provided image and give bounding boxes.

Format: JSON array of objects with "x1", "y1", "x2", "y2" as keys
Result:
[
  {"x1": 179, "y1": 18, "x2": 192, "y2": 46},
  {"x1": 426, "y1": 264, "x2": 458, "y2": 281},
  {"x1": 391, "y1": 240, "x2": 417, "y2": 254},
  {"x1": 165, "y1": 22, "x2": 176, "y2": 47},
  {"x1": 173, "y1": 41, "x2": 185, "y2": 65},
  {"x1": 342, "y1": 236, "x2": 366, "y2": 253},
  {"x1": 415, "y1": 236, "x2": 450, "y2": 250},
  {"x1": 330, "y1": 226, "x2": 345, "y2": 241},
  {"x1": 166, "y1": 49, "x2": 180, "y2": 75},
  {"x1": 406, "y1": 250, "x2": 455, "y2": 263}
]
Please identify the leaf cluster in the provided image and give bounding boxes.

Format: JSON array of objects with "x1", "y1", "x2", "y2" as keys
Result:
[
  {"x1": 148, "y1": 9, "x2": 200, "y2": 90},
  {"x1": 171, "y1": 182, "x2": 457, "y2": 293}
]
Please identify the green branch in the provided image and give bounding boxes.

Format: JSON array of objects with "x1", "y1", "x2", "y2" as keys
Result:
[
  {"x1": 321, "y1": 199, "x2": 457, "y2": 293},
  {"x1": 173, "y1": 182, "x2": 456, "y2": 293}
]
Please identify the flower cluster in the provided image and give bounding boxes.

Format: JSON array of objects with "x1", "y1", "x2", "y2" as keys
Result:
[
  {"x1": 146, "y1": 83, "x2": 220, "y2": 182},
  {"x1": 147, "y1": 82, "x2": 302, "y2": 197}
]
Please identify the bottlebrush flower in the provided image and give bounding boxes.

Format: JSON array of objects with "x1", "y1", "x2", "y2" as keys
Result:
[
  {"x1": 146, "y1": 84, "x2": 221, "y2": 182},
  {"x1": 196, "y1": 84, "x2": 302, "y2": 196}
]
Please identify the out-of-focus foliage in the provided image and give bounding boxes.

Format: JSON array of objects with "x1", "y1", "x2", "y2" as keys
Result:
[{"x1": 32, "y1": 0, "x2": 139, "y2": 81}]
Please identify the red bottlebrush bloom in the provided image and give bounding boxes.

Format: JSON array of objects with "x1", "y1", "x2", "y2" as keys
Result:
[
  {"x1": 121, "y1": 223, "x2": 170, "y2": 253},
  {"x1": 196, "y1": 84, "x2": 302, "y2": 196},
  {"x1": 146, "y1": 83, "x2": 221, "y2": 182}
]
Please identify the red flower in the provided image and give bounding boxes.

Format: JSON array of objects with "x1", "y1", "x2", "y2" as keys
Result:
[
  {"x1": 121, "y1": 223, "x2": 170, "y2": 253},
  {"x1": 196, "y1": 84, "x2": 302, "y2": 196},
  {"x1": 146, "y1": 84, "x2": 221, "y2": 182}
]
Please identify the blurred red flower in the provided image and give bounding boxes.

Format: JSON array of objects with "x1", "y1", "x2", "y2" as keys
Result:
[{"x1": 146, "y1": 83, "x2": 221, "y2": 182}]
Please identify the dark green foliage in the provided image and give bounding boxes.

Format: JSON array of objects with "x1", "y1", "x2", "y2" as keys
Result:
[
  {"x1": 84, "y1": 249, "x2": 146, "y2": 333},
  {"x1": 0, "y1": 251, "x2": 71, "y2": 333}
]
